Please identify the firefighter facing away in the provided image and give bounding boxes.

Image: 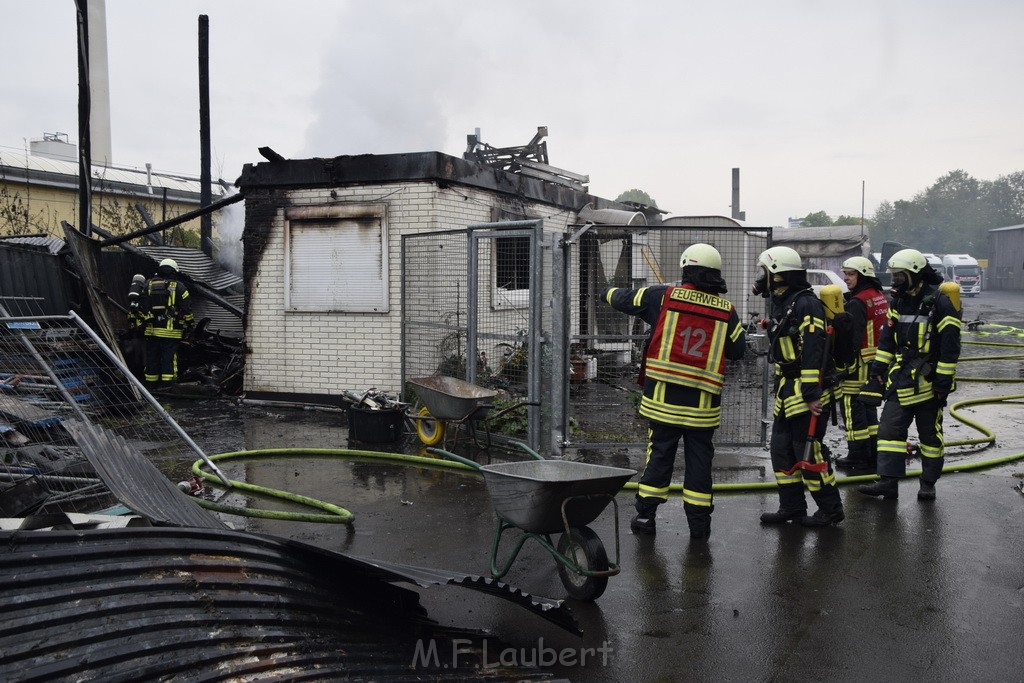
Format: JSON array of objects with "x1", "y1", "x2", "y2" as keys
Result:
[
  {"x1": 599, "y1": 243, "x2": 746, "y2": 540},
  {"x1": 140, "y1": 258, "x2": 194, "y2": 387},
  {"x1": 753, "y1": 246, "x2": 845, "y2": 527},
  {"x1": 834, "y1": 256, "x2": 890, "y2": 472},
  {"x1": 857, "y1": 248, "x2": 961, "y2": 501}
]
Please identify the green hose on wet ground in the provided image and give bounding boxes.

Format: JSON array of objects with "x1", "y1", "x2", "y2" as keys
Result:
[{"x1": 190, "y1": 334, "x2": 1024, "y2": 522}]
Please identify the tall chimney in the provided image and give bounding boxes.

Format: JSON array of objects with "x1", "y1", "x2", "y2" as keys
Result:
[
  {"x1": 731, "y1": 168, "x2": 746, "y2": 221},
  {"x1": 88, "y1": 0, "x2": 112, "y2": 166}
]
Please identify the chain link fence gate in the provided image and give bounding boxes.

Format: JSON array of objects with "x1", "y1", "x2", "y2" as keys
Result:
[
  {"x1": 557, "y1": 224, "x2": 771, "y2": 452},
  {"x1": 400, "y1": 221, "x2": 550, "y2": 453}
]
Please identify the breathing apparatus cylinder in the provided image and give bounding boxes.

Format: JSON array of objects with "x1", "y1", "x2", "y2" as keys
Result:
[
  {"x1": 818, "y1": 284, "x2": 844, "y2": 321},
  {"x1": 940, "y1": 281, "x2": 962, "y2": 312}
]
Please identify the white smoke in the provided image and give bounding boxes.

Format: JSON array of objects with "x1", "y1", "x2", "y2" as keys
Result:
[
  {"x1": 213, "y1": 187, "x2": 243, "y2": 276},
  {"x1": 300, "y1": 2, "x2": 596, "y2": 158}
]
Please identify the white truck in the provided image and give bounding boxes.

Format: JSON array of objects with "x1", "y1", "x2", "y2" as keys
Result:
[
  {"x1": 941, "y1": 253, "x2": 983, "y2": 296},
  {"x1": 922, "y1": 253, "x2": 943, "y2": 270}
]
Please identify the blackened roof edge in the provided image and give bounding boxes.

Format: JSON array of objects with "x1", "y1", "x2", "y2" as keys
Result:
[{"x1": 235, "y1": 151, "x2": 615, "y2": 213}]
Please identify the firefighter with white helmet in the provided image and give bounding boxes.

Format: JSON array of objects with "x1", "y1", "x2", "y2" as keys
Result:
[
  {"x1": 139, "y1": 257, "x2": 194, "y2": 387},
  {"x1": 599, "y1": 243, "x2": 745, "y2": 541},
  {"x1": 833, "y1": 256, "x2": 889, "y2": 471},
  {"x1": 857, "y1": 247, "x2": 961, "y2": 501},
  {"x1": 753, "y1": 245, "x2": 845, "y2": 527}
]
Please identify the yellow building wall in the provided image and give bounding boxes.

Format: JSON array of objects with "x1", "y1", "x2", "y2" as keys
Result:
[{"x1": 0, "y1": 178, "x2": 204, "y2": 240}]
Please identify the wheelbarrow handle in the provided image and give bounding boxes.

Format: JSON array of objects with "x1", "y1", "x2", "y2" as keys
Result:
[
  {"x1": 487, "y1": 400, "x2": 541, "y2": 422},
  {"x1": 426, "y1": 447, "x2": 482, "y2": 470},
  {"x1": 511, "y1": 440, "x2": 545, "y2": 461}
]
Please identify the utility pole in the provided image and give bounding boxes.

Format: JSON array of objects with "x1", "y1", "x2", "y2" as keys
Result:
[
  {"x1": 75, "y1": 0, "x2": 92, "y2": 235},
  {"x1": 861, "y1": 180, "x2": 866, "y2": 239},
  {"x1": 199, "y1": 15, "x2": 213, "y2": 256}
]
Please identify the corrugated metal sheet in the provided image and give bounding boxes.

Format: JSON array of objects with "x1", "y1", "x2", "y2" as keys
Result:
[
  {"x1": 0, "y1": 239, "x2": 77, "y2": 315},
  {"x1": 988, "y1": 223, "x2": 1024, "y2": 291},
  {"x1": 0, "y1": 235, "x2": 66, "y2": 254},
  {"x1": 193, "y1": 294, "x2": 244, "y2": 339},
  {"x1": 0, "y1": 527, "x2": 559, "y2": 682},
  {"x1": 138, "y1": 245, "x2": 242, "y2": 292},
  {"x1": 63, "y1": 419, "x2": 227, "y2": 530},
  {"x1": 0, "y1": 149, "x2": 225, "y2": 197}
]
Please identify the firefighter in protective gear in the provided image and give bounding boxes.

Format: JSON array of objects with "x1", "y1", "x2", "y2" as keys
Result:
[
  {"x1": 141, "y1": 258, "x2": 194, "y2": 386},
  {"x1": 600, "y1": 243, "x2": 745, "y2": 540},
  {"x1": 834, "y1": 256, "x2": 889, "y2": 471},
  {"x1": 755, "y1": 246, "x2": 845, "y2": 527},
  {"x1": 857, "y1": 248, "x2": 961, "y2": 501}
]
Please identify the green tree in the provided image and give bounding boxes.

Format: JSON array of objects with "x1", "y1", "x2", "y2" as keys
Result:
[
  {"x1": 833, "y1": 215, "x2": 867, "y2": 226},
  {"x1": 871, "y1": 201, "x2": 896, "y2": 245},
  {"x1": 867, "y1": 169, "x2": 1024, "y2": 258},
  {"x1": 615, "y1": 189, "x2": 657, "y2": 208},
  {"x1": 799, "y1": 210, "x2": 833, "y2": 227}
]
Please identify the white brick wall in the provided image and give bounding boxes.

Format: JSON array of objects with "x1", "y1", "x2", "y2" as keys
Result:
[{"x1": 245, "y1": 181, "x2": 573, "y2": 398}]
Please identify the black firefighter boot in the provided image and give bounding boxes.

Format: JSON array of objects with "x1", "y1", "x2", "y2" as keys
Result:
[
  {"x1": 802, "y1": 487, "x2": 845, "y2": 527},
  {"x1": 835, "y1": 438, "x2": 873, "y2": 471},
  {"x1": 918, "y1": 456, "x2": 943, "y2": 501},
  {"x1": 684, "y1": 502, "x2": 713, "y2": 540},
  {"x1": 760, "y1": 484, "x2": 807, "y2": 524},
  {"x1": 630, "y1": 497, "x2": 658, "y2": 535},
  {"x1": 857, "y1": 476, "x2": 899, "y2": 499}
]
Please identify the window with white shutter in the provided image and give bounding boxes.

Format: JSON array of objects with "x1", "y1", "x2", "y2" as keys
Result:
[{"x1": 284, "y1": 204, "x2": 389, "y2": 312}]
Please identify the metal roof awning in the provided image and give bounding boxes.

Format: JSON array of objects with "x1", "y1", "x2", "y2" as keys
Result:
[{"x1": 137, "y1": 245, "x2": 242, "y2": 292}]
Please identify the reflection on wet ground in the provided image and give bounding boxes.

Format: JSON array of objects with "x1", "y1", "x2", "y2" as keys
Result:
[{"x1": 154, "y1": 291, "x2": 1024, "y2": 681}]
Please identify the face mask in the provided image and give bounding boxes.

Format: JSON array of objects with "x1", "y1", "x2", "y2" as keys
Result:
[
  {"x1": 891, "y1": 271, "x2": 909, "y2": 293},
  {"x1": 752, "y1": 270, "x2": 769, "y2": 298}
]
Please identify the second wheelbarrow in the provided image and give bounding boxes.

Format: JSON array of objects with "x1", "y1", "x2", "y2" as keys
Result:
[
  {"x1": 430, "y1": 447, "x2": 635, "y2": 601},
  {"x1": 407, "y1": 375, "x2": 532, "y2": 448}
]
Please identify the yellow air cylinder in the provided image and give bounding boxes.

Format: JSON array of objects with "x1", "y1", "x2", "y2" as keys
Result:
[
  {"x1": 818, "y1": 284, "x2": 845, "y2": 320},
  {"x1": 939, "y1": 281, "x2": 962, "y2": 312}
]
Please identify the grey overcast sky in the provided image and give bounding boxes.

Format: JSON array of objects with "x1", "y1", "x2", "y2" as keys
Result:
[{"x1": 3, "y1": 1, "x2": 1023, "y2": 227}]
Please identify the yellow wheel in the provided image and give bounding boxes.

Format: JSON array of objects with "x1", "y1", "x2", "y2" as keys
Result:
[{"x1": 415, "y1": 407, "x2": 445, "y2": 446}]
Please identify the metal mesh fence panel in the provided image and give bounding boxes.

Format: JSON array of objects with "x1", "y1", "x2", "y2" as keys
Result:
[
  {"x1": 0, "y1": 309, "x2": 216, "y2": 517},
  {"x1": 565, "y1": 225, "x2": 770, "y2": 448},
  {"x1": 401, "y1": 230, "x2": 471, "y2": 384},
  {"x1": 401, "y1": 223, "x2": 770, "y2": 455},
  {"x1": 401, "y1": 223, "x2": 547, "y2": 451}
]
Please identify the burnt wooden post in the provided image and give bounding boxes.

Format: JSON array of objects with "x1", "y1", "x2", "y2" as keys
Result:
[{"x1": 199, "y1": 14, "x2": 212, "y2": 256}]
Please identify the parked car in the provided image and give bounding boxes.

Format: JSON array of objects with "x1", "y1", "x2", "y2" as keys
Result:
[{"x1": 806, "y1": 269, "x2": 849, "y2": 296}]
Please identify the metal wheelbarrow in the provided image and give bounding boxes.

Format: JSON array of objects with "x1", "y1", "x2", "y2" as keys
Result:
[
  {"x1": 407, "y1": 375, "x2": 532, "y2": 449},
  {"x1": 430, "y1": 445, "x2": 636, "y2": 601}
]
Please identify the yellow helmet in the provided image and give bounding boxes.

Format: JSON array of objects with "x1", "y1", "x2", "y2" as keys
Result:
[
  {"x1": 842, "y1": 256, "x2": 875, "y2": 278},
  {"x1": 887, "y1": 248, "x2": 926, "y2": 274},
  {"x1": 757, "y1": 246, "x2": 803, "y2": 273},
  {"x1": 158, "y1": 258, "x2": 179, "y2": 272},
  {"x1": 679, "y1": 243, "x2": 722, "y2": 270}
]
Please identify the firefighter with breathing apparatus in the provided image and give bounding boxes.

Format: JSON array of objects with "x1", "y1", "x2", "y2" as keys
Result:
[
  {"x1": 753, "y1": 246, "x2": 845, "y2": 527},
  {"x1": 857, "y1": 248, "x2": 962, "y2": 502},
  {"x1": 834, "y1": 256, "x2": 890, "y2": 472},
  {"x1": 600, "y1": 243, "x2": 746, "y2": 541},
  {"x1": 140, "y1": 258, "x2": 194, "y2": 387}
]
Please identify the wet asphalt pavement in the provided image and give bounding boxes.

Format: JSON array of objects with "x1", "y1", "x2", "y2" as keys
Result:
[{"x1": 166, "y1": 290, "x2": 1024, "y2": 682}]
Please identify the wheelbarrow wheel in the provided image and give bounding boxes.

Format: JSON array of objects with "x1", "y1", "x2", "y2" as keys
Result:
[
  {"x1": 556, "y1": 525, "x2": 609, "y2": 601},
  {"x1": 415, "y1": 407, "x2": 445, "y2": 446}
]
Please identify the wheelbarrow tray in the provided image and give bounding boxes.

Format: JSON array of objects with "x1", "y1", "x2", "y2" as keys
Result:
[
  {"x1": 408, "y1": 376, "x2": 499, "y2": 421},
  {"x1": 479, "y1": 461, "x2": 635, "y2": 534}
]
